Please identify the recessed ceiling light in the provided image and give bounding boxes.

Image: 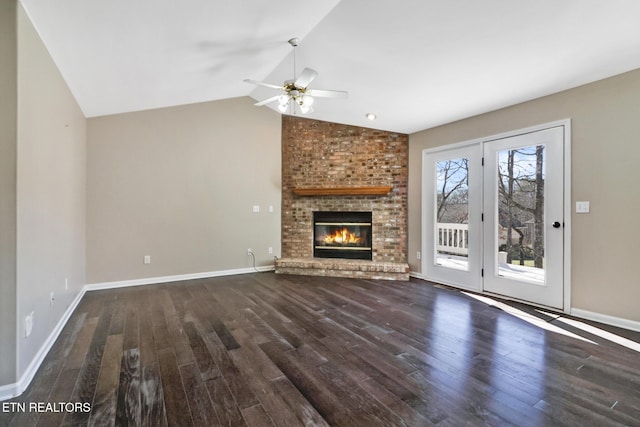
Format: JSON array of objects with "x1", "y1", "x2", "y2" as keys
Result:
[{"x1": 365, "y1": 113, "x2": 377, "y2": 121}]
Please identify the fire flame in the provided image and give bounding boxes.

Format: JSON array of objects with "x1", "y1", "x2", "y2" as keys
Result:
[{"x1": 323, "y1": 228, "x2": 361, "y2": 245}]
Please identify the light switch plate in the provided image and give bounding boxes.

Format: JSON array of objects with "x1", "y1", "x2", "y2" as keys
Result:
[{"x1": 576, "y1": 201, "x2": 590, "y2": 213}]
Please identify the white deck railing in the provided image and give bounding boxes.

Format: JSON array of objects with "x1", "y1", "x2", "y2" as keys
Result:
[{"x1": 437, "y1": 223, "x2": 469, "y2": 255}]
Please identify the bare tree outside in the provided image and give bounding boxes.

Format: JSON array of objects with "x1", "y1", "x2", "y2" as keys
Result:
[
  {"x1": 497, "y1": 145, "x2": 545, "y2": 269},
  {"x1": 436, "y1": 158, "x2": 469, "y2": 223},
  {"x1": 436, "y1": 158, "x2": 469, "y2": 268}
]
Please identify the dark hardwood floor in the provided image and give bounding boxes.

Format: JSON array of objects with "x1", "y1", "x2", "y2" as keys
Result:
[{"x1": 2, "y1": 273, "x2": 639, "y2": 426}]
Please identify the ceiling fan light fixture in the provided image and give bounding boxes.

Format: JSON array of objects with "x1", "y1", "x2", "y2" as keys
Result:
[
  {"x1": 277, "y1": 103, "x2": 288, "y2": 113},
  {"x1": 301, "y1": 94, "x2": 314, "y2": 107},
  {"x1": 299, "y1": 104, "x2": 311, "y2": 114}
]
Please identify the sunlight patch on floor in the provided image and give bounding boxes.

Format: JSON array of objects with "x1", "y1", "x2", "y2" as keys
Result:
[
  {"x1": 462, "y1": 292, "x2": 596, "y2": 345},
  {"x1": 554, "y1": 316, "x2": 640, "y2": 353}
]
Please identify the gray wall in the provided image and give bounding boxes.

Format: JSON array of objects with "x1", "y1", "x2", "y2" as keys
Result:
[
  {"x1": 0, "y1": 0, "x2": 17, "y2": 385},
  {"x1": 409, "y1": 68, "x2": 640, "y2": 323},
  {"x1": 16, "y1": 4, "x2": 87, "y2": 378},
  {"x1": 87, "y1": 97, "x2": 281, "y2": 284}
]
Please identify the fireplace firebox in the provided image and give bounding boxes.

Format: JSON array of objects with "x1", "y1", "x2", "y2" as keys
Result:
[{"x1": 313, "y1": 211, "x2": 372, "y2": 260}]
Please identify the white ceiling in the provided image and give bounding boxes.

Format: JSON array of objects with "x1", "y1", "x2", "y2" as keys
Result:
[{"x1": 20, "y1": 0, "x2": 640, "y2": 134}]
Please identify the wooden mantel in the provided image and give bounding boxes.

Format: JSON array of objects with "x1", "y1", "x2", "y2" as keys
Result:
[{"x1": 292, "y1": 186, "x2": 392, "y2": 196}]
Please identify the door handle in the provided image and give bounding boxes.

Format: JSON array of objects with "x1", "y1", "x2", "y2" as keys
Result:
[{"x1": 552, "y1": 221, "x2": 562, "y2": 228}]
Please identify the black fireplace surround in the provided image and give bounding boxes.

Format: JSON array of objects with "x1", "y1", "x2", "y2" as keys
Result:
[{"x1": 313, "y1": 211, "x2": 372, "y2": 260}]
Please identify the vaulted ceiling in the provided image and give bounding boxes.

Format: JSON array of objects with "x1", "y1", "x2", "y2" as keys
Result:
[{"x1": 21, "y1": 0, "x2": 640, "y2": 133}]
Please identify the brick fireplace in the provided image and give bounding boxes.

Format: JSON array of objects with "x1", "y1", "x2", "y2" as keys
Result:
[{"x1": 275, "y1": 115, "x2": 410, "y2": 280}]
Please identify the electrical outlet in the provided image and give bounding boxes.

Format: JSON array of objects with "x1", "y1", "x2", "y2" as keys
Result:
[
  {"x1": 247, "y1": 248, "x2": 252, "y2": 255},
  {"x1": 144, "y1": 255, "x2": 151, "y2": 264},
  {"x1": 416, "y1": 251, "x2": 421, "y2": 260},
  {"x1": 268, "y1": 247, "x2": 273, "y2": 254},
  {"x1": 576, "y1": 201, "x2": 590, "y2": 213},
  {"x1": 252, "y1": 205, "x2": 260, "y2": 213},
  {"x1": 25, "y1": 312, "x2": 34, "y2": 338}
]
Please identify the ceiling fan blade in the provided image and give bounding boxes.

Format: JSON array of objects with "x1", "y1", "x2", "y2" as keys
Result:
[
  {"x1": 307, "y1": 89, "x2": 348, "y2": 99},
  {"x1": 254, "y1": 95, "x2": 281, "y2": 107},
  {"x1": 244, "y1": 78, "x2": 283, "y2": 90},
  {"x1": 294, "y1": 68, "x2": 318, "y2": 88}
]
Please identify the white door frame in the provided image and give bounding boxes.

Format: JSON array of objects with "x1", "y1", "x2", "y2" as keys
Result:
[{"x1": 421, "y1": 119, "x2": 571, "y2": 313}]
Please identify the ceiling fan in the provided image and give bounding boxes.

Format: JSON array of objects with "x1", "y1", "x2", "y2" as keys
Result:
[{"x1": 244, "y1": 38, "x2": 348, "y2": 114}]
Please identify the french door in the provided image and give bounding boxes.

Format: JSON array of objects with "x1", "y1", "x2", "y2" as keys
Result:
[
  {"x1": 483, "y1": 126, "x2": 565, "y2": 309},
  {"x1": 423, "y1": 123, "x2": 568, "y2": 310}
]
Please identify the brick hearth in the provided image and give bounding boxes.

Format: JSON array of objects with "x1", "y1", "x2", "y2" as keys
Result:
[
  {"x1": 277, "y1": 116, "x2": 409, "y2": 280},
  {"x1": 275, "y1": 258, "x2": 409, "y2": 281}
]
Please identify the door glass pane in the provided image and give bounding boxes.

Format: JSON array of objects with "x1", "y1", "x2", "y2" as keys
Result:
[
  {"x1": 496, "y1": 145, "x2": 545, "y2": 284},
  {"x1": 435, "y1": 158, "x2": 469, "y2": 271}
]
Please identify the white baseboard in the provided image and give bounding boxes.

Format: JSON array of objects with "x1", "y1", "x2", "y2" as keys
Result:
[
  {"x1": 409, "y1": 271, "x2": 428, "y2": 281},
  {"x1": 570, "y1": 308, "x2": 640, "y2": 333},
  {"x1": 0, "y1": 266, "x2": 274, "y2": 402},
  {"x1": 0, "y1": 287, "x2": 86, "y2": 402},
  {"x1": 0, "y1": 382, "x2": 19, "y2": 403},
  {"x1": 85, "y1": 266, "x2": 274, "y2": 291}
]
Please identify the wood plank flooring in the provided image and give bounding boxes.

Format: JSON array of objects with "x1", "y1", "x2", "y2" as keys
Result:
[{"x1": 2, "y1": 273, "x2": 640, "y2": 426}]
